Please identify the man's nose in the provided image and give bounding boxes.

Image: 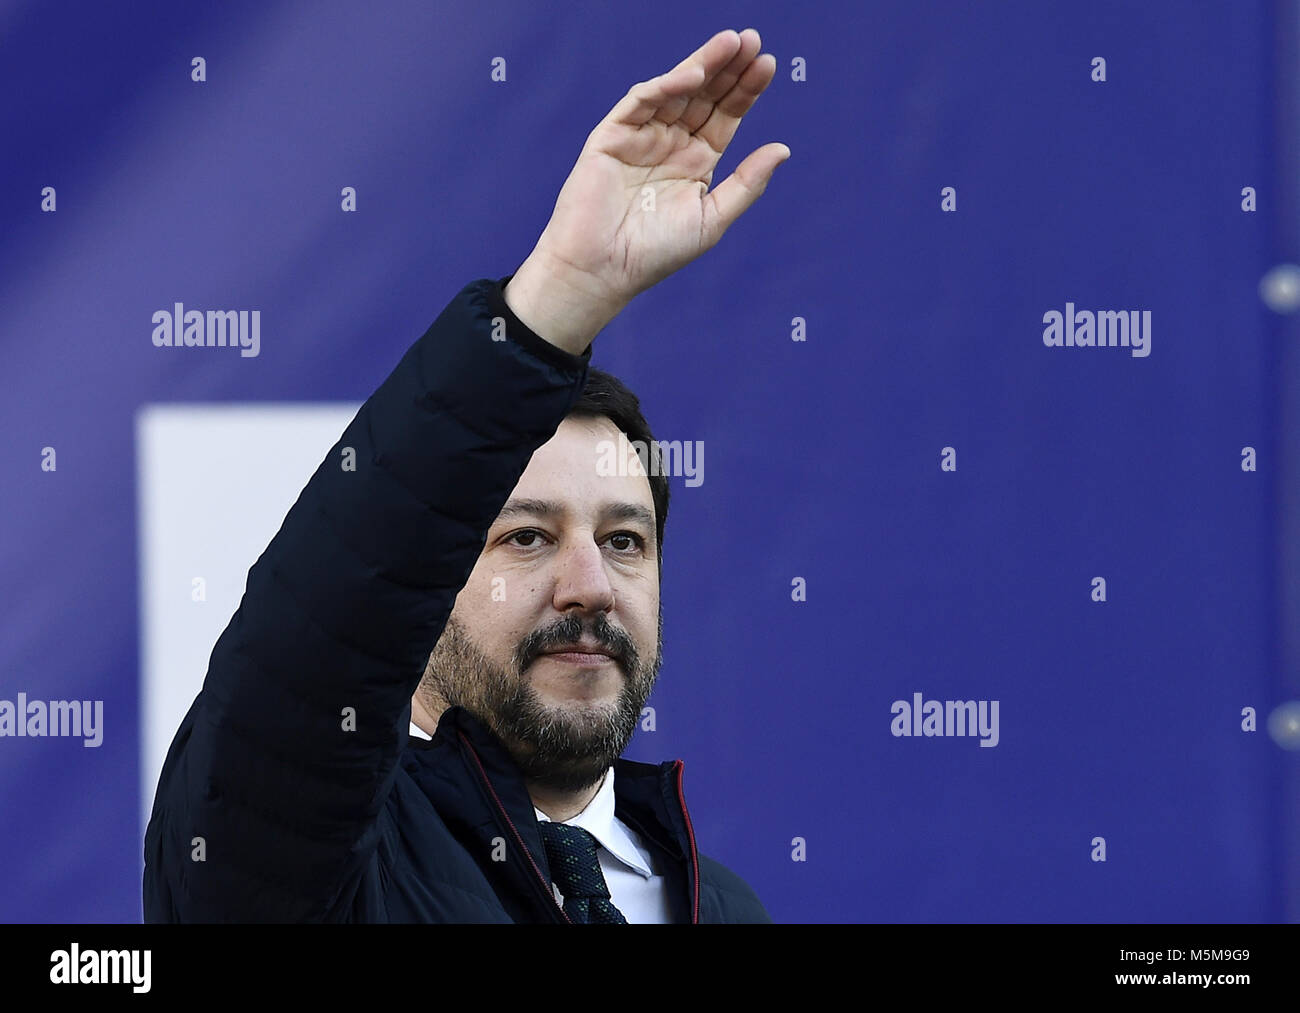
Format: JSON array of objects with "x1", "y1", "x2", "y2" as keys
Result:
[{"x1": 550, "y1": 536, "x2": 616, "y2": 614}]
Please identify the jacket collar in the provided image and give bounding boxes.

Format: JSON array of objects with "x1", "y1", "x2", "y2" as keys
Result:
[{"x1": 406, "y1": 705, "x2": 700, "y2": 923}]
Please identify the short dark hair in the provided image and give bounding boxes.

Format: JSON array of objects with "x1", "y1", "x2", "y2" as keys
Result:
[{"x1": 566, "y1": 368, "x2": 669, "y2": 578}]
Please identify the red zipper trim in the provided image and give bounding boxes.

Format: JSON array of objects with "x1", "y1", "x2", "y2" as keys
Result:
[
  {"x1": 458, "y1": 730, "x2": 572, "y2": 924},
  {"x1": 674, "y1": 759, "x2": 700, "y2": 924}
]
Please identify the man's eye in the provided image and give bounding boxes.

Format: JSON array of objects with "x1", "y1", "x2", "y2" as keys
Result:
[
  {"x1": 607, "y1": 532, "x2": 645, "y2": 552},
  {"x1": 508, "y1": 529, "x2": 546, "y2": 548}
]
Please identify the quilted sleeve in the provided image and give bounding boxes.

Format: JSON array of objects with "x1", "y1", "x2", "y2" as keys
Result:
[{"x1": 143, "y1": 275, "x2": 591, "y2": 922}]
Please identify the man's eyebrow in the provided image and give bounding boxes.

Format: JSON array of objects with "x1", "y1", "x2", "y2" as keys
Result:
[
  {"x1": 494, "y1": 498, "x2": 656, "y2": 537},
  {"x1": 602, "y1": 502, "x2": 657, "y2": 536},
  {"x1": 494, "y1": 498, "x2": 565, "y2": 522}
]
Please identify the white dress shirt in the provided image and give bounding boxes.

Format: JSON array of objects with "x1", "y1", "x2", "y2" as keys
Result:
[{"x1": 409, "y1": 722, "x2": 672, "y2": 923}]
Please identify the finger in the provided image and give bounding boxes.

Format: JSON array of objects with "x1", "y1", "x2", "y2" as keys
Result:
[
  {"x1": 669, "y1": 28, "x2": 763, "y2": 133},
  {"x1": 605, "y1": 29, "x2": 745, "y2": 130},
  {"x1": 703, "y1": 141, "x2": 790, "y2": 243},
  {"x1": 692, "y1": 51, "x2": 778, "y2": 157},
  {"x1": 654, "y1": 28, "x2": 762, "y2": 129}
]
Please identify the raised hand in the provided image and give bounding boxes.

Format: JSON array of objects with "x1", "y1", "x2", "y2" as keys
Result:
[{"x1": 506, "y1": 28, "x2": 789, "y2": 353}]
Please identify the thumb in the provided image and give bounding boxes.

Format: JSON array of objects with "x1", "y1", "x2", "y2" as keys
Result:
[{"x1": 704, "y1": 142, "x2": 791, "y2": 244}]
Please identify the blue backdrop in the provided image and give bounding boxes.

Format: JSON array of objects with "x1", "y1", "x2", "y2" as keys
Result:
[{"x1": 2, "y1": 0, "x2": 1298, "y2": 923}]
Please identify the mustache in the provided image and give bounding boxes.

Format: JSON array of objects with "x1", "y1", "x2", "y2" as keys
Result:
[{"x1": 515, "y1": 613, "x2": 638, "y2": 673}]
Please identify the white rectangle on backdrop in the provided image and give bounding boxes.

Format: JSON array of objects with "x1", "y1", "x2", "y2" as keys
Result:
[{"x1": 136, "y1": 402, "x2": 361, "y2": 841}]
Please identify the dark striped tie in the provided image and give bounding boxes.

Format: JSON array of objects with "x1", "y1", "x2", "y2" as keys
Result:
[{"x1": 537, "y1": 821, "x2": 628, "y2": 924}]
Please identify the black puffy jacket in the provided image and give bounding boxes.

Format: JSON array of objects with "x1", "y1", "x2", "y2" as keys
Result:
[{"x1": 142, "y1": 274, "x2": 771, "y2": 923}]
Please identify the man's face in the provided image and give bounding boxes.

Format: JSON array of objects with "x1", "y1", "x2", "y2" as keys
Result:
[{"x1": 418, "y1": 416, "x2": 662, "y2": 793}]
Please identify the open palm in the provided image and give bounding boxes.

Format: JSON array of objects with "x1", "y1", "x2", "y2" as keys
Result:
[{"x1": 535, "y1": 29, "x2": 790, "y2": 307}]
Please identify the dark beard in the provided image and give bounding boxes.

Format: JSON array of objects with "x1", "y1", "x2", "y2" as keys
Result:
[{"x1": 420, "y1": 610, "x2": 662, "y2": 794}]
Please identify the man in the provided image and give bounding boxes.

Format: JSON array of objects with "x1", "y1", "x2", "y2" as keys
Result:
[{"x1": 143, "y1": 27, "x2": 789, "y2": 923}]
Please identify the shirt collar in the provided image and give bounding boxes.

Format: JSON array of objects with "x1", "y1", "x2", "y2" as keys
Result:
[{"x1": 533, "y1": 766, "x2": 653, "y2": 878}]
